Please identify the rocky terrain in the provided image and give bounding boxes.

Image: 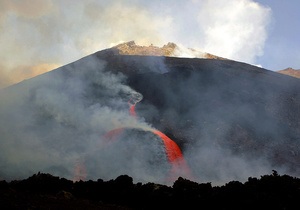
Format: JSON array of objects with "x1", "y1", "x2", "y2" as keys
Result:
[
  {"x1": 111, "y1": 41, "x2": 226, "y2": 59},
  {"x1": 278, "y1": 68, "x2": 300, "y2": 79}
]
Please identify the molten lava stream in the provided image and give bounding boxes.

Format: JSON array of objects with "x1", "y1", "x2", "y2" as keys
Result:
[
  {"x1": 152, "y1": 129, "x2": 192, "y2": 181},
  {"x1": 103, "y1": 127, "x2": 124, "y2": 143},
  {"x1": 129, "y1": 102, "x2": 192, "y2": 181},
  {"x1": 73, "y1": 98, "x2": 193, "y2": 182},
  {"x1": 129, "y1": 103, "x2": 136, "y2": 117}
]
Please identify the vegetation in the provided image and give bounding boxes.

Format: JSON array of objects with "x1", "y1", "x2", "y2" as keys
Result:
[{"x1": 1, "y1": 170, "x2": 299, "y2": 209}]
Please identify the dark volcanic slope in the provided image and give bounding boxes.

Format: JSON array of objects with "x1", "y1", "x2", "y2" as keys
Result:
[
  {"x1": 99, "y1": 54, "x2": 300, "y2": 177},
  {"x1": 1, "y1": 50, "x2": 300, "y2": 184}
]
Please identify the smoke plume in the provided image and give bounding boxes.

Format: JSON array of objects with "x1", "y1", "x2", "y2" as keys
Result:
[
  {"x1": 0, "y1": 0, "x2": 271, "y2": 88},
  {"x1": 0, "y1": 56, "x2": 161, "y2": 183}
]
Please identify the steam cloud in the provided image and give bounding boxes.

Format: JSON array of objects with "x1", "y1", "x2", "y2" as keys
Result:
[{"x1": 0, "y1": 0, "x2": 271, "y2": 89}]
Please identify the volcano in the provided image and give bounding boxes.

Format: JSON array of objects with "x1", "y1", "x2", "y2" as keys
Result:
[{"x1": 0, "y1": 42, "x2": 300, "y2": 185}]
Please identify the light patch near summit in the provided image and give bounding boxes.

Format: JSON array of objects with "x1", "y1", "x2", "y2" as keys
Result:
[{"x1": 112, "y1": 41, "x2": 227, "y2": 60}]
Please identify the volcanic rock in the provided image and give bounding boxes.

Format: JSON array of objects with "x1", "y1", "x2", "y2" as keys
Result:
[
  {"x1": 110, "y1": 41, "x2": 226, "y2": 59},
  {"x1": 0, "y1": 42, "x2": 300, "y2": 185}
]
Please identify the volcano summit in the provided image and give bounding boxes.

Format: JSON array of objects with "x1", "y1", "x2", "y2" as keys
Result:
[
  {"x1": 0, "y1": 42, "x2": 300, "y2": 185},
  {"x1": 110, "y1": 41, "x2": 226, "y2": 59}
]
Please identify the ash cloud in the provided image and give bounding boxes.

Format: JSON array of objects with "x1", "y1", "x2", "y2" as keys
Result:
[{"x1": 0, "y1": 0, "x2": 271, "y2": 88}]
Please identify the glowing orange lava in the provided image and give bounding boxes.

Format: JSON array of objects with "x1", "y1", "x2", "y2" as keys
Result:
[
  {"x1": 129, "y1": 103, "x2": 136, "y2": 117},
  {"x1": 127, "y1": 103, "x2": 192, "y2": 181},
  {"x1": 103, "y1": 127, "x2": 124, "y2": 143},
  {"x1": 152, "y1": 129, "x2": 192, "y2": 179},
  {"x1": 73, "y1": 98, "x2": 193, "y2": 182}
]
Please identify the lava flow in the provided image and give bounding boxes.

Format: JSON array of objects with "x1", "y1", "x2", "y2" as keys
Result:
[
  {"x1": 73, "y1": 96, "x2": 192, "y2": 182},
  {"x1": 129, "y1": 103, "x2": 136, "y2": 117},
  {"x1": 151, "y1": 129, "x2": 192, "y2": 180},
  {"x1": 106, "y1": 100, "x2": 193, "y2": 182}
]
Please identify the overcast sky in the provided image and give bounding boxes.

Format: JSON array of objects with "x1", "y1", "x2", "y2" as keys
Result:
[{"x1": 0, "y1": 0, "x2": 299, "y2": 89}]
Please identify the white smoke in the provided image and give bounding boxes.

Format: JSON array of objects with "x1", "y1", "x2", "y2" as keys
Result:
[
  {"x1": 0, "y1": 0, "x2": 271, "y2": 88},
  {"x1": 196, "y1": 0, "x2": 271, "y2": 63},
  {"x1": 0, "y1": 56, "x2": 160, "y2": 183},
  {"x1": 171, "y1": 44, "x2": 207, "y2": 58}
]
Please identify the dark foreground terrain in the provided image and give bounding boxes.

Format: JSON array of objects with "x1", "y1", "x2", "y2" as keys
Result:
[{"x1": 1, "y1": 171, "x2": 300, "y2": 210}]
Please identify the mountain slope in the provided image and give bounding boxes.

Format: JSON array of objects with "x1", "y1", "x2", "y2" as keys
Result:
[
  {"x1": 277, "y1": 68, "x2": 300, "y2": 79},
  {"x1": 1, "y1": 43, "x2": 300, "y2": 185}
]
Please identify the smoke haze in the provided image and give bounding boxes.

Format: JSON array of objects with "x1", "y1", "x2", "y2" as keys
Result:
[
  {"x1": 0, "y1": 56, "x2": 160, "y2": 183},
  {"x1": 3, "y1": 0, "x2": 296, "y2": 187},
  {"x1": 0, "y1": 0, "x2": 271, "y2": 88},
  {"x1": 1, "y1": 47, "x2": 300, "y2": 185}
]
